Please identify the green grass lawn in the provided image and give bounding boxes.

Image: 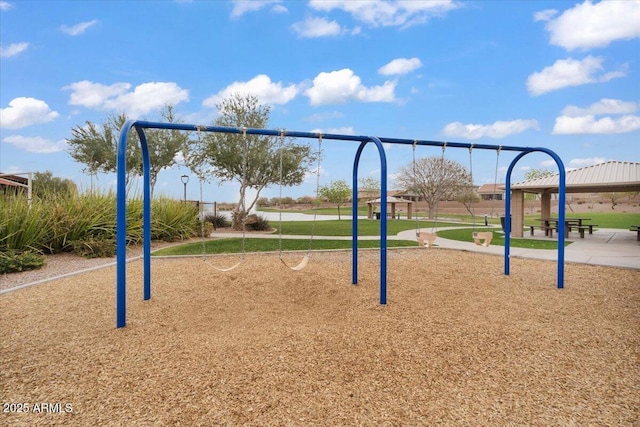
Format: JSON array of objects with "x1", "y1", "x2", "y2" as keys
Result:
[
  {"x1": 560, "y1": 212, "x2": 639, "y2": 229},
  {"x1": 436, "y1": 228, "x2": 571, "y2": 249},
  {"x1": 276, "y1": 219, "x2": 466, "y2": 236},
  {"x1": 153, "y1": 238, "x2": 418, "y2": 256},
  {"x1": 259, "y1": 207, "x2": 504, "y2": 223},
  {"x1": 260, "y1": 206, "x2": 368, "y2": 217},
  {"x1": 155, "y1": 211, "x2": 638, "y2": 256}
]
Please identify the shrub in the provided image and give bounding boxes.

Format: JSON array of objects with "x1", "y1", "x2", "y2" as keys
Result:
[
  {"x1": 199, "y1": 221, "x2": 213, "y2": 237},
  {"x1": 204, "y1": 213, "x2": 230, "y2": 229},
  {"x1": 70, "y1": 239, "x2": 116, "y2": 258},
  {"x1": 244, "y1": 214, "x2": 272, "y2": 231},
  {"x1": 151, "y1": 198, "x2": 198, "y2": 242},
  {"x1": 0, "y1": 250, "x2": 46, "y2": 274}
]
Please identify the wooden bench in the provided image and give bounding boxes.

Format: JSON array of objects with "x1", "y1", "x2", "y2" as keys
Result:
[
  {"x1": 575, "y1": 224, "x2": 598, "y2": 238},
  {"x1": 630, "y1": 226, "x2": 640, "y2": 241},
  {"x1": 527, "y1": 225, "x2": 553, "y2": 236}
]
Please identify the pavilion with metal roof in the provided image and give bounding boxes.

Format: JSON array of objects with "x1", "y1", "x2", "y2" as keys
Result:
[{"x1": 508, "y1": 161, "x2": 640, "y2": 237}]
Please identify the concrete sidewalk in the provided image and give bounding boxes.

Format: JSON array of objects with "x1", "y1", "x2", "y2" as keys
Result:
[
  {"x1": 211, "y1": 226, "x2": 640, "y2": 270},
  {"x1": 397, "y1": 227, "x2": 640, "y2": 270}
]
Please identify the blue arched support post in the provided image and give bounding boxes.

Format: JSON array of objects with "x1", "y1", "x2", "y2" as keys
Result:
[
  {"x1": 116, "y1": 120, "x2": 152, "y2": 328},
  {"x1": 352, "y1": 137, "x2": 388, "y2": 304},
  {"x1": 504, "y1": 149, "x2": 566, "y2": 289}
]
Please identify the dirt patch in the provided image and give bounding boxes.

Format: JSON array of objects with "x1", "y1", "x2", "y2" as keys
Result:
[{"x1": 1, "y1": 249, "x2": 638, "y2": 426}]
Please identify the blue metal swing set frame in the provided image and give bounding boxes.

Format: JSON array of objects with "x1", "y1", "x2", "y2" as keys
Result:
[{"x1": 116, "y1": 120, "x2": 567, "y2": 328}]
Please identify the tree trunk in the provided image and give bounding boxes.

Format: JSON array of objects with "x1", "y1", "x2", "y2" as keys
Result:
[{"x1": 428, "y1": 204, "x2": 435, "y2": 220}]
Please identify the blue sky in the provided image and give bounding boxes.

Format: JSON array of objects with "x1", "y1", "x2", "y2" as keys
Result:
[{"x1": 1, "y1": 0, "x2": 639, "y2": 203}]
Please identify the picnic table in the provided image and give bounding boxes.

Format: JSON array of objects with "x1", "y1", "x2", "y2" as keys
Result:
[
  {"x1": 539, "y1": 218, "x2": 596, "y2": 238},
  {"x1": 630, "y1": 225, "x2": 640, "y2": 241}
]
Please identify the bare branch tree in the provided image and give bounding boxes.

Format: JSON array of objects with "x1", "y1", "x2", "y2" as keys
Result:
[{"x1": 395, "y1": 156, "x2": 472, "y2": 219}]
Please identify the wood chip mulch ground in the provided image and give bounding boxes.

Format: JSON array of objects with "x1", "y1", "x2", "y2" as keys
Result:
[{"x1": 1, "y1": 248, "x2": 638, "y2": 426}]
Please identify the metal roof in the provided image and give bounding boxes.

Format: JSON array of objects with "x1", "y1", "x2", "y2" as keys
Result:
[{"x1": 511, "y1": 161, "x2": 640, "y2": 193}]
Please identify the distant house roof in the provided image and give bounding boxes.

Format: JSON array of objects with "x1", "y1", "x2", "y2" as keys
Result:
[
  {"x1": 0, "y1": 174, "x2": 28, "y2": 187},
  {"x1": 477, "y1": 184, "x2": 503, "y2": 194},
  {"x1": 511, "y1": 161, "x2": 640, "y2": 194},
  {"x1": 0, "y1": 178, "x2": 21, "y2": 187}
]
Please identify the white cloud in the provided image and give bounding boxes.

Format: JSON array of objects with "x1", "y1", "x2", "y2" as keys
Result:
[
  {"x1": 65, "y1": 80, "x2": 131, "y2": 108},
  {"x1": 305, "y1": 68, "x2": 396, "y2": 106},
  {"x1": 378, "y1": 57, "x2": 422, "y2": 76},
  {"x1": 543, "y1": 0, "x2": 640, "y2": 50},
  {"x1": 203, "y1": 74, "x2": 298, "y2": 107},
  {"x1": 553, "y1": 98, "x2": 640, "y2": 135},
  {"x1": 64, "y1": 81, "x2": 189, "y2": 116},
  {"x1": 526, "y1": 56, "x2": 625, "y2": 96},
  {"x1": 291, "y1": 17, "x2": 344, "y2": 38},
  {"x1": 0, "y1": 1, "x2": 14, "y2": 11},
  {"x1": 442, "y1": 119, "x2": 540, "y2": 139},
  {"x1": 60, "y1": 19, "x2": 98, "y2": 36},
  {"x1": 2, "y1": 135, "x2": 67, "y2": 153},
  {"x1": 103, "y1": 82, "x2": 189, "y2": 116},
  {"x1": 552, "y1": 115, "x2": 640, "y2": 135},
  {"x1": 0, "y1": 97, "x2": 59, "y2": 129},
  {"x1": 561, "y1": 98, "x2": 638, "y2": 117},
  {"x1": 308, "y1": 0, "x2": 460, "y2": 28},
  {"x1": 533, "y1": 9, "x2": 557, "y2": 22},
  {"x1": 0, "y1": 42, "x2": 29, "y2": 58},
  {"x1": 230, "y1": 0, "x2": 282, "y2": 18}
]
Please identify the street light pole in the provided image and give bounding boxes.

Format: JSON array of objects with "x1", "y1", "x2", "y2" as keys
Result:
[{"x1": 181, "y1": 174, "x2": 189, "y2": 203}]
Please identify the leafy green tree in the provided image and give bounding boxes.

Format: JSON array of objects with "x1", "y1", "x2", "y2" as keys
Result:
[
  {"x1": 395, "y1": 156, "x2": 472, "y2": 219},
  {"x1": 143, "y1": 105, "x2": 190, "y2": 195},
  {"x1": 66, "y1": 105, "x2": 187, "y2": 197},
  {"x1": 319, "y1": 179, "x2": 351, "y2": 220},
  {"x1": 67, "y1": 113, "x2": 138, "y2": 188},
  {"x1": 185, "y1": 93, "x2": 314, "y2": 229},
  {"x1": 32, "y1": 171, "x2": 77, "y2": 198}
]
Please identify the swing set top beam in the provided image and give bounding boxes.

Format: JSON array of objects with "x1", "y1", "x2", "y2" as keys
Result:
[{"x1": 126, "y1": 120, "x2": 541, "y2": 153}]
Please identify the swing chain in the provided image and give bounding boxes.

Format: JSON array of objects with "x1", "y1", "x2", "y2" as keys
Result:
[
  {"x1": 412, "y1": 140, "x2": 419, "y2": 237},
  {"x1": 432, "y1": 142, "x2": 447, "y2": 233},
  {"x1": 278, "y1": 129, "x2": 286, "y2": 260},
  {"x1": 238, "y1": 127, "x2": 248, "y2": 258}
]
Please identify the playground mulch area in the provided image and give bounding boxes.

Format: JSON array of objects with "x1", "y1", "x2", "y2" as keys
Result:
[{"x1": 1, "y1": 249, "x2": 638, "y2": 426}]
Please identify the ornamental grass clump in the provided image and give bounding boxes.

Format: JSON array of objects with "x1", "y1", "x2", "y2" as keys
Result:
[
  {"x1": 0, "y1": 195, "x2": 48, "y2": 253},
  {"x1": 1, "y1": 191, "x2": 198, "y2": 262},
  {"x1": 150, "y1": 198, "x2": 199, "y2": 242}
]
